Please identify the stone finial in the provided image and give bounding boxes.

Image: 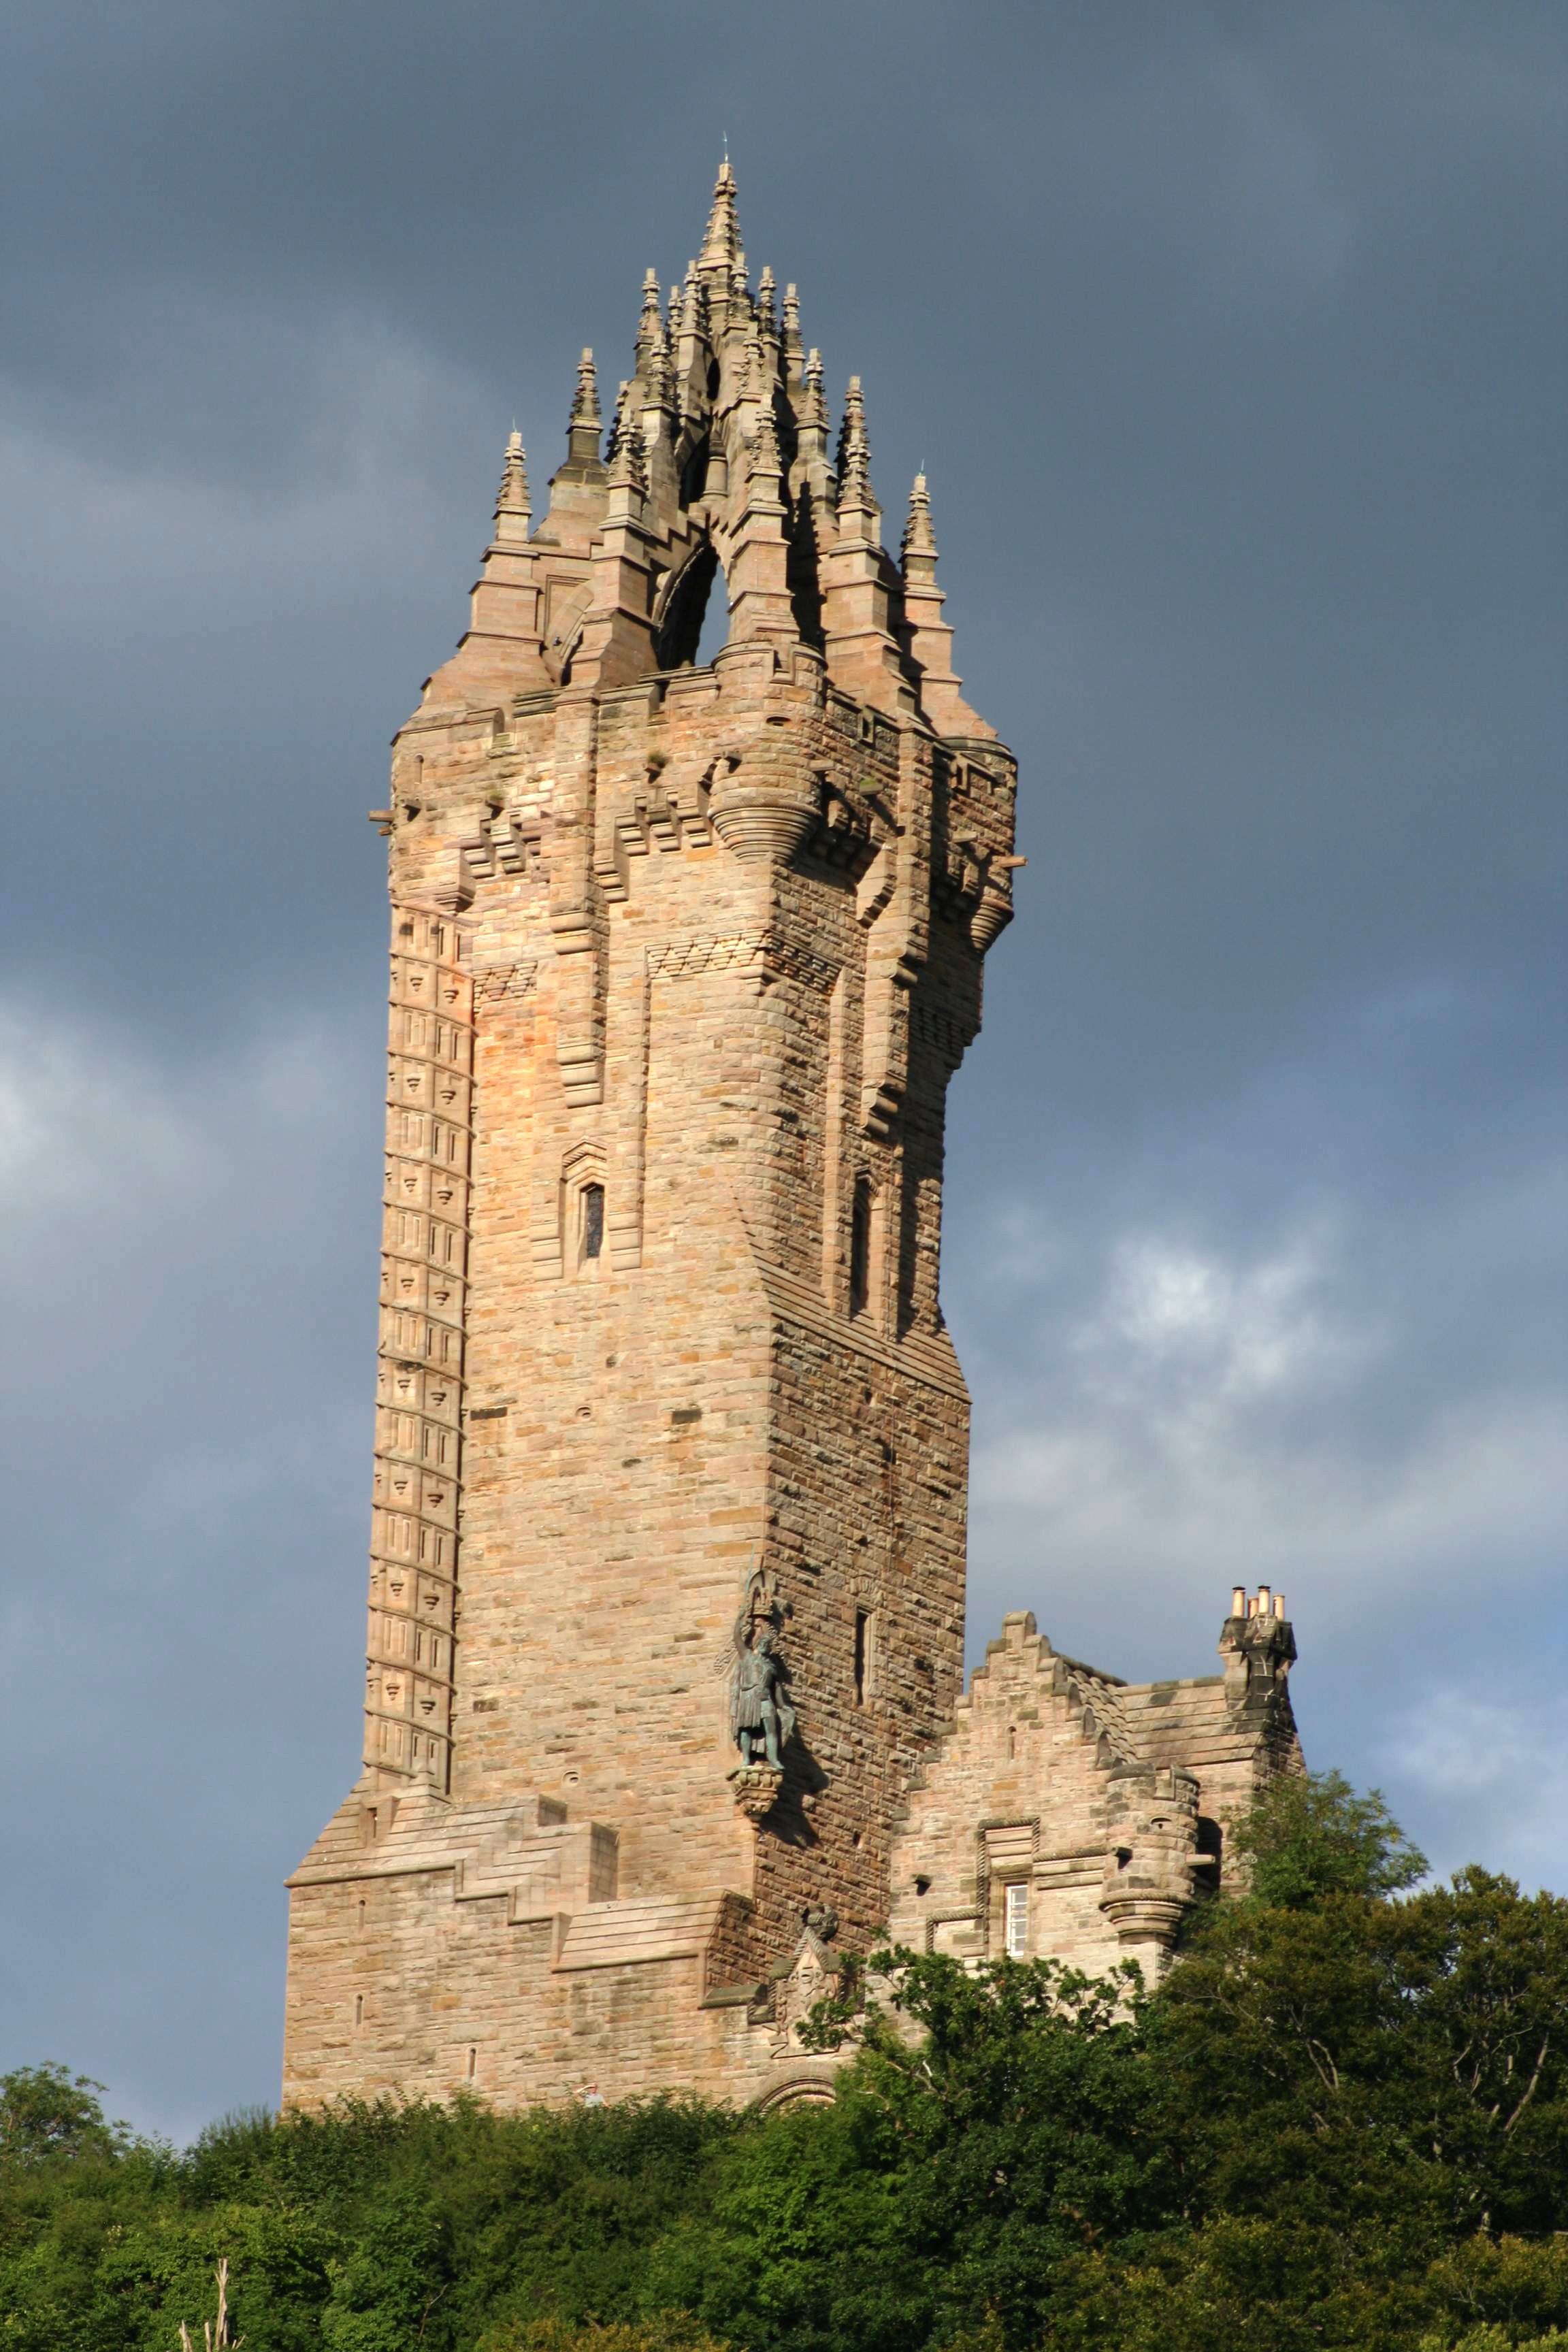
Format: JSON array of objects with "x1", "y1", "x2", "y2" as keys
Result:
[
  {"x1": 700, "y1": 154, "x2": 739, "y2": 275},
  {"x1": 730, "y1": 250, "x2": 752, "y2": 328},
  {"x1": 677, "y1": 259, "x2": 706, "y2": 343},
  {"x1": 799, "y1": 347, "x2": 828, "y2": 434},
  {"x1": 635, "y1": 266, "x2": 662, "y2": 365},
  {"x1": 781, "y1": 283, "x2": 802, "y2": 371},
  {"x1": 756, "y1": 265, "x2": 777, "y2": 340},
  {"x1": 567, "y1": 346, "x2": 602, "y2": 463},
  {"x1": 605, "y1": 381, "x2": 648, "y2": 499},
  {"x1": 605, "y1": 378, "x2": 631, "y2": 457},
  {"x1": 837, "y1": 376, "x2": 869, "y2": 486},
  {"x1": 901, "y1": 471, "x2": 938, "y2": 577},
  {"x1": 835, "y1": 375, "x2": 880, "y2": 534},
  {"x1": 607, "y1": 419, "x2": 649, "y2": 503},
  {"x1": 748, "y1": 396, "x2": 784, "y2": 497},
  {"x1": 495, "y1": 429, "x2": 530, "y2": 530}
]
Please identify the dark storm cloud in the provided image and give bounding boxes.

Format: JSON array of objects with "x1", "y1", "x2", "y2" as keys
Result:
[{"x1": 0, "y1": 0, "x2": 1562, "y2": 2136}]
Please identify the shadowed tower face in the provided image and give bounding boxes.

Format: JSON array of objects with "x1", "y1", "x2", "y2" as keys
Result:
[{"x1": 282, "y1": 165, "x2": 1019, "y2": 2110}]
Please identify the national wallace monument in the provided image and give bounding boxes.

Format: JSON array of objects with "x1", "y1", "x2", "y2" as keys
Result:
[{"x1": 282, "y1": 166, "x2": 1301, "y2": 2113}]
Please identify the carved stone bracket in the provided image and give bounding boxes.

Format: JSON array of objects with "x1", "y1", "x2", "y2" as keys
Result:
[{"x1": 728, "y1": 1763, "x2": 784, "y2": 1823}]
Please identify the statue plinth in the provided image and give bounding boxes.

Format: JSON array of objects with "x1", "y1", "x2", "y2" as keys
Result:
[{"x1": 728, "y1": 1763, "x2": 783, "y2": 1823}]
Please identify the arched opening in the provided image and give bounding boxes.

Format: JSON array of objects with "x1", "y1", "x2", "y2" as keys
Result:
[
  {"x1": 654, "y1": 540, "x2": 729, "y2": 669},
  {"x1": 1194, "y1": 1816, "x2": 1223, "y2": 1891},
  {"x1": 679, "y1": 434, "x2": 710, "y2": 506}
]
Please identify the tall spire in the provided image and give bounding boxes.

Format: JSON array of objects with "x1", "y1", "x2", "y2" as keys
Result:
[
  {"x1": 699, "y1": 154, "x2": 739, "y2": 278},
  {"x1": 566, "y1": 347, "x2": 602, "y2": 464}
]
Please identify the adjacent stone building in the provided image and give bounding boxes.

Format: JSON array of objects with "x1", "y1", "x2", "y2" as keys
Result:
[{"x1": 282, "y1": 166, "x2": 1301, "y2": 2115}]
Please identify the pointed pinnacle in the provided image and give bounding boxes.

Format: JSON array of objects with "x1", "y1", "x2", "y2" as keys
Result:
[
  {"x1": 608, "y1": 416, "x2": 649, "y2": 500},
  {"x1": 636, "y1": 267, "x2": 662, "y2": 360},
  {"x1": 569, "y1": 347, "x2": 601, "y2": 429},
  {"x1": 606, "y1": 377, "x2": 635, "y2": 459},
  {"x1": 606, "y1": 378, "x2": 648, "y2": 497},
  {"x1": 799, "y1": 345, "x2": 828, "y2": 432},
  {"x1": 781, "y1": 282, "x2": 802, "y2": 358},
  {"x1": 700, "y1": 154, "x2": 739, "y2": 273},
  {"x1": 902, "y1": 471, "x2": 938, "y2": 564},
  {"x1": 496, "y1": 428, "x2": 530, "y2": 521},
  {"x1": 837, "y1": 374, "x2": 869, "y2": 483},
  {"x1": 757, "y1": 265, "x2": 777, "y2": 338}
]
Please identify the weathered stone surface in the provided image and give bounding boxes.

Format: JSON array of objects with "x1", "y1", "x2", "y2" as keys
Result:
[{"x1": 282, "y1": 167, "x2": 1298, "y2": 2117}]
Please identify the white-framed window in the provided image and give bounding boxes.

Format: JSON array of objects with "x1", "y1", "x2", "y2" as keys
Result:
[{"x1": 1004, "y1": 1880, "x2": 1029, "y2": 1958}]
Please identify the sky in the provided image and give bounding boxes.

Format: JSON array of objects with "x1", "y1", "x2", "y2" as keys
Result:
[{"x1": 0, "y1": 0, "x2": 1563, "y2": 2144}]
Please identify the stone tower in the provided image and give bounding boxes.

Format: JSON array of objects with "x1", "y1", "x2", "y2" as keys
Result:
[{"x1": 282, "y1": 165, "x2": 1019, "y2": 2110}]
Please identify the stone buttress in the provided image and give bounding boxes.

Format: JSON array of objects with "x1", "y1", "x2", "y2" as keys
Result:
[{"x1": 282, "y1": 165, "x2": 1021, "y2": 2112}]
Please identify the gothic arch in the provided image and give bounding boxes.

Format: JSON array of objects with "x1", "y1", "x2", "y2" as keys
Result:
[
  {"x1": 560, "y1": 1139, "x2": 607, "y2": 1276},
  {"x1": 653, "y1": 536, "x2": 723, "y2": 670}
]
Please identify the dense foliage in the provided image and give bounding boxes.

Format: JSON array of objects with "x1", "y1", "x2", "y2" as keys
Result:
[{"x1": 5, "y1": 1774, "x2": 1567, "y2": 2351}]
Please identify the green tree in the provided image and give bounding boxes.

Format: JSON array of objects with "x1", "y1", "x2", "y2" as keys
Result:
[
  {"x1": 1226, "y1": 1767, "x2": 1427, "y2": 1908},
  {"x1": 0, "y1": 2063, "x2": 131, "y2": 2170}
]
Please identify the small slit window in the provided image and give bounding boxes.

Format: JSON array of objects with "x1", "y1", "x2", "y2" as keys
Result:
[
  {"x1": 581, "y1": 1182, "x2": 605, "y2": 1260},
  {"x1": 850, "y1": 1177, "x2": 872, "y2": 1316},
  {"x1": 1004, "y1": 1880, "x2": 1029, "y2": 1958},
  {"x1": 853, "y1": 1608, "x2": 873, "y2": 1706}
]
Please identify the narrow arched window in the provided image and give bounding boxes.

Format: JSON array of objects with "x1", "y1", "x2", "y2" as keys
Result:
[
  {"x1": 850, "y1": 1177, "x2": 872, "y2": 1316},
  {"x1": 581, "y1": 1182, "x2": 605, "y2": 1261}
]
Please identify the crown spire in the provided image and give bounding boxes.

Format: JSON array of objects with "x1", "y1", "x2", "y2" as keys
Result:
[
  {"x1": 699, "y1": 154, "x2": 739, "y2": 278},
  {"x1": 566, "y1": 346, "x2": 602, "y2": 464}
]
